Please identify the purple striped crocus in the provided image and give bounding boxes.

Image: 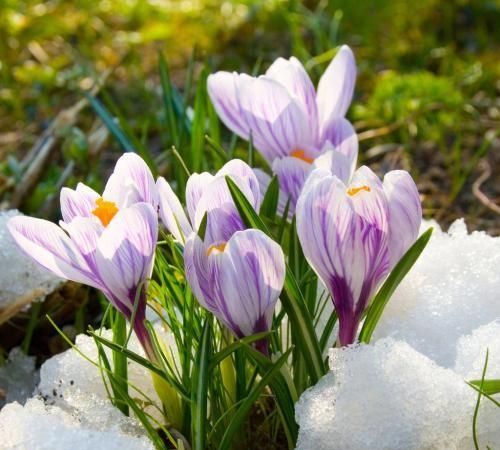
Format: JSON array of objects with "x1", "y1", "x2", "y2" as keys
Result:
[
  {"x1": 7, "y1": 154, "x2": 159, "y2": 358},
  {"x1": 296, "y1": 159, "x2": 422, "y2": 346},
  {"x1": 157, "y1": 159, "x2": 260, "y2": 244},
  {"x1": 208, "y1": 45, "x2": 358, "y2": 212},
  {"x1": 184, "y1": 229, "x2": 285, "y2": 355}
]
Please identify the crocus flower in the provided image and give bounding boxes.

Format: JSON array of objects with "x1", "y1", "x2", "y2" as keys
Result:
[
  {"x1": 157, "y1": 159, "x2": 260, "y2": 244},
  {"x1": 7, "y1": 154, "x2": 159, "y2": 358},
  {"x1": 208, "y1": 45, "x2": 357, "y2": 211},
  {"x1": 296, "y1": 160, "x2": 421, "y2": 346},
  {"x1": 184, "y1": 229, "x2": 285, "y2": 354}
]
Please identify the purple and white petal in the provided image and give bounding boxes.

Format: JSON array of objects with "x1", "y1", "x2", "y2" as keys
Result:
[
  {"x1": 103, "y1": 153, "x2": 158, "y2": 209},
  {"x1": 7, "y1": 216, "x2": 99, "y2": 288},
  {"x1": 60, "y1": 183, "x2": 99, "y2": 224},
  {"x1": 266, "y1": 56, "x2": 319, "y2": 136},
  {"x1": 316, "y1": 45, "x2": 356, "y2": 124},
  {"x1": 313, "y1": 149, "x2": 355, "y2": 185},
  {"x1": 237, "y1": 75, "x2": 312, "y2": 163},
  {"x1": 194, "y1": 177, "x2": 250, "y2": 244},
  {"x1": 184, "y1": 234, "x2": 218, "y2": 312},
  {"x1": 272, "y1": 156, "x2": 312, "y2": 212},
  {"x1": 216, "y1": 230, "x2": 285, "y2": 336},
  {"x1": 207, "y1": 72, "x2": 252, "y2": 138},
  {"x1": 157, "y1": 176, "x2": 193, "y2": 243},
  {"x1": 95, "y1": 203, "x2": 157, "y2": 313},
  {"x1": 216, "y1": 159, "x2": 261, "y2": 209},
  {"x1": 319, "y1": 117, "x2": 358, "y2": 163},
  {"x1": 185, "y1": 172, "x2": 215, "y2": 225},
  {"x1": 383, "y1": 170, "x2": 422, "y2": 268}
]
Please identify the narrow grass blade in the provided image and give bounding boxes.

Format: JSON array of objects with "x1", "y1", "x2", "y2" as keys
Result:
[
  {"x1": 85, "y1": 93, "x2": 135, "y2": 153},
  {"x1": 259, "y1": 175, "x2": 280, "y2": 219},
  {"x1": 159, "y1": 51, "x2": 180, "y2": 146},
  {"x1": 359, "y1": 228, "x2": 433, "y2": 344},
  {"x1": 112, "y1": 312, "x2": 129, "y2": 416},
  {"x1": 191, "y1": 321, "x2": 211, "y2": 450},
  {"x1": 218, "y1": 348, "x2": 292, "y2": 450}
]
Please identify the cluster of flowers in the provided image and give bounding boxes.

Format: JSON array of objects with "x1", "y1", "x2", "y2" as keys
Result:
[{"x1": 8, "y1": 45, "x2": 421, "y2": 358}]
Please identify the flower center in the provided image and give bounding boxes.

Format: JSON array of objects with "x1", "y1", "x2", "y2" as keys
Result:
[
  {"x1": 206, "y1": 242, "x2": 227, "y2": 256},
  {"x1": 92, "y1": 197, "x2": 119, "y2": 227},
  {"x1": 290, "y1": 149, "x2": 314, "y2": 164},
  {"x1": 347, "y1": 185, "x2": 371, "y2": 196}
]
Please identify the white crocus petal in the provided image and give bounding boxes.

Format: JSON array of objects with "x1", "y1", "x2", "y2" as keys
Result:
[
  {"x1": 383, "y1": 170, "x2": 422, "y2": 268},
  {"x1": 157, "y1": 177, "x2": 193, "y2": 243},
  {"x1": 60, "y1": 183, "x2": 100, "y2": 224},
  {"x1": 95, "y1": 203, "x2": 157, "y2": 313},
  {"x1": 237, "y1": 75, "x2": 312, "y2": 164},
  {"x1": 313, "y1": 149, "x2": 355, "y2": 185},
  {"x1": 216, "y1": 159, "x2": 261, "y2": 210},
  {"x1": 272, "y1": 156, "x2": 312, "y2": 212},
  {"x1": 207, "y1": 72, "x2": 252, "y2": 138},
  {"x1": 102, "y1": 153, "x2": 158, "y2": 209},
  {"x1": 194, "y1": 176, "x2": 254, "y2": 244},
  {"x1": 60, "y1": 217, "x2": 103, "y2": 273},
  {"x1": 266, "y1": 56, "x2": 319, "y2": 135},
  {"x1": 185, "y1": 172, "x2": 215, "y2": 225},
  {"x1": 7, "y1": 216, "x2": 99, "y2": 289},
  {"x1": 316, "y1": 45, "x2": 356, "y2": 124},
  {"x1": 217, "y1": 230, "x2": 286, "y2": 336},
  {"x1": 320, "y1": 117, "x2": 358, "y2": 164}
]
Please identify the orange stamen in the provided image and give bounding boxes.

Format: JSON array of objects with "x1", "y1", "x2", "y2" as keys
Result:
[
  {"x1": 290, "y1": 149, "x2": 314, "y2": 164},
  {"x1": 92, "y1": 197, "x2": 119, "y2": 227},
  {"x1": 206, "y1": 242, "x2": 227, "y2": 256},
  {"x1": 347, "y1": 185, "x2": 371, "y2": 197}
]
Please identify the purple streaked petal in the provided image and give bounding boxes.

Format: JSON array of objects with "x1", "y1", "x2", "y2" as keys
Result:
[
  {"x1": 60, "y1": 217, "x2": 103, "y2": 275},
  {"x1": 216, "y1": 159, "x2": 261, "y2": 210},
  {"x1": 194, "y1": 176, "x2": 250, "y2": 244},
  {"x1": 157, "y1": 176, "x2": 193, "y2": 243},
  {"x1": 272, "y1": 156, "x2": 312, "y2": 213},
  {"x1": 7, "y1": 216, "x2": 99, "y2": 288},
  {"x1": 184, "y1": 234, "x2": 218, "y2": 312},
  {"x1": 316, "y1": 45, "x2": 356, "y2": 124},
  {"x1": 207, "y1": 72, "x2": 252, "y2": 139},
  {"x1": 216, "y1": 229, "x2": 285, "y2": 336},
  {"x1": 60, "y1": 183, "x2": 99, "y2": 223},
  {"x1": 313, "y1": 149, "x2": 355, "y2": 185},
  {"x1": 95, "y1": 203, "x2": 158, "y2": 313},
  {"x1": 103, "y1": 153, "x2": 158, "y2": 208},
  {"x1": 266, "y1": 56, "x2": 319, "y2": 137},
  {"x1": 319, "y1": 117, "x2": 358, "y2": 162},
  {"x1": 383, "y1": 170, "x2": 422, "y2": 268},
  {"x1": 237, "y1": 75, "x2": 312, "y2": 163},
  {"x1": 185, "y1": 172, "x2": 215, "y2": 225}
]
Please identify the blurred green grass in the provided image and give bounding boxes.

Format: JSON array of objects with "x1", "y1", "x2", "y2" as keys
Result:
[{"x1": 0, "y1": 0, "x2": 498, "y2": 231}]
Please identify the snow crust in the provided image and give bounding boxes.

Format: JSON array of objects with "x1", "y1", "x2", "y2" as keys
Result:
[{"x1": 296, "y1": 220, "x2": 500, "y2": 450}]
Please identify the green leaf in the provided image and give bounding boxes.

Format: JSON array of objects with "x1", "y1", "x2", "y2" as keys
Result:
[
  {"x1": 197, "y1": 211, "x2": 208, "y2": 240},
  {"x1": 359, "y1": 228, "x2": 434, "y2": 344},
  {"x1": 85, "y1": 93, "x2": 135, "y2": 153},
  {"x1": 244, "y1": 346, "x2": 298, "y2": 448},
  {"x1": 190, "y1": 67, "x2": 209, "y2": 172},
  {"x1": 218, "y1": 348, "x2": 292, "y2": 450},
  {"x1": 191, "y1": 321, "x2": 211, "y2": 450},
  {"x1": 226, "y1": 176, "x2": 325, "y2": 384},
  {"x1": 159, "y1": 51, "x2": 179, "y2": 147},
  {"x1": 111, "y1": 311, "x2": 129, "y2": 416},
  {"x1": 259, "y1": 175, "x2": 280, "y2": 219},
  {"x1": 469, "y1": 379, "x2": 500, "y2": 396}
]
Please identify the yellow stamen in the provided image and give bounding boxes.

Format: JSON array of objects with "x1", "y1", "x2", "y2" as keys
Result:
[
  {"x1": 92, "y1": 197, "x2": 119, "y2": 227},
  {"x1": 206, "y1": 242, "x2": 227, "y2": 256},
  {"x1": 290, "y1": 149, "x2": 314, "y2": 164},
  {"x1": 347, "y1": 185, "x2": 371, "y2": 197}
]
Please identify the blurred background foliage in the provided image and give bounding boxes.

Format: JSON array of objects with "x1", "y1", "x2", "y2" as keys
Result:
[{"x1": 0, "y1": 0, "x2": 498, "y2": 232}]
